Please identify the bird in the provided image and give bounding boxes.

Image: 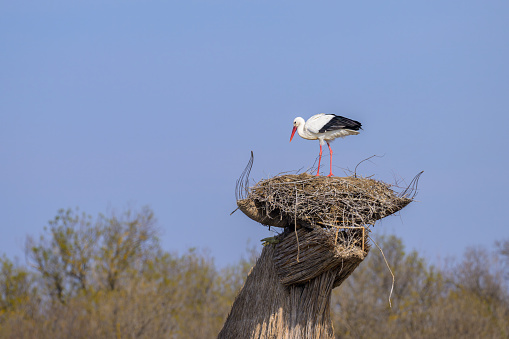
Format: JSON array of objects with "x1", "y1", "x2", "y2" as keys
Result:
[{"x1": 290, "y1": 113, "x2": 362, "y2": 177}]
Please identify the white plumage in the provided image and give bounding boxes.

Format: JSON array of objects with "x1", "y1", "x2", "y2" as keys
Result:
[{"x1": 290, "y1": 113, "x2": 362, "y2": 177}]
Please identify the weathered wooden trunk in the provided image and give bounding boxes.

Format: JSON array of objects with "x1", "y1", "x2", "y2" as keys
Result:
[{"x1": 218, "y1": 227, "x2": 367, "y2": 339}]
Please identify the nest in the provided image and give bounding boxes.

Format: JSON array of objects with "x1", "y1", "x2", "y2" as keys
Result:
[{"x1": 237, "y1": 172, "x2": 417, "y2": 230}]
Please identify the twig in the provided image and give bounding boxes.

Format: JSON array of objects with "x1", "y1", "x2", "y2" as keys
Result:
[
  {"x1": 362, "y1": 226, "x2": 365, "y2": 252},
  {"x1": 369, "y1": 235, "x2": 394, "y2": 308},
  {"x1": 235, "y1": 151, "x2": 254, "y2": 200},
  {"x1": 354, "y1": 154, "x2": 384, "y2": 178},
  {"x1": 399, "y1": 171, "x2": 424, "y2": 199},
  {"x1": 295, "y1": 184, "x2": 300, "y2": 262}
]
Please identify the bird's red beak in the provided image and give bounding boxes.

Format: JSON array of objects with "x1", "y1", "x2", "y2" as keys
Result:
[{"x1": 290, "y1": 126, "x2": 297, "y2": 142}]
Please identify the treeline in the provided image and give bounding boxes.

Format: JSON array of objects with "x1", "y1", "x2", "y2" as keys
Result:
[
  {"x1": 333, "y1": 235, "x2": 509, "y2": 338},
  {"x1": 0, "y1": 207, "x2": 508, "y2": 338}
]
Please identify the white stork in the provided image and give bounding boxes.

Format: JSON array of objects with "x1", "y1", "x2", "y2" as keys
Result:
[{"x1": 290, "y1": 113, "x2": 362, "y2": 177}]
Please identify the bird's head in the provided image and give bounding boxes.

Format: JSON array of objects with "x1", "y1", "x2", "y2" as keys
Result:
[{"x1": 290, "y1": 117, "x2": 303, "y2": 142}]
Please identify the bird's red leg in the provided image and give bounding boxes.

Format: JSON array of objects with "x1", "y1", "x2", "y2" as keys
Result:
[
  {"x1": 327, "y1": 142, "x2": 334, "y2": 177},
  {"x1": 316, "y1": 144, "x2": 323, "y2": 176}
]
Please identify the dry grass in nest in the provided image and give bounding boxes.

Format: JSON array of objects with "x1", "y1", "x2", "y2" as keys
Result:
[{"x1": 238, "y1": 172, "x2": 414, "y2": 230}]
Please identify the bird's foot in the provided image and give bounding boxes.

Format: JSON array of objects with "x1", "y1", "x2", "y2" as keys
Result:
[{"x1": 327, "y1": 173, "x2": 334, "y2": 177}]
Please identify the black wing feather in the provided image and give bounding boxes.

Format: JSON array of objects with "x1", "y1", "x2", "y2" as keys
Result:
[{"x1": 319, "y1": 115, "x2": 362, "y2": 133}]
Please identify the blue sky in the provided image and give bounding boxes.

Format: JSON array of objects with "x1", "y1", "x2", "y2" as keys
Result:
[{"x1": 1, "y1": 1, "x2": 508, "y2": 267}]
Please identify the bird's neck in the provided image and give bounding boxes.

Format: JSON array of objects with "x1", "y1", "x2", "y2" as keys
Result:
[{"x1": 298, "y1": 123, "x2": 316, "y2": 140}]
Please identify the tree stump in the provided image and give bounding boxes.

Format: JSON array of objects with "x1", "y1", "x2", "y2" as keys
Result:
[{"x1": 218, "y1": 227, "x2": 366, "y2": 338}]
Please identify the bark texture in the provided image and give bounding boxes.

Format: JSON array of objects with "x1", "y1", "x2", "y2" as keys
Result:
[{"x1": 218, "y1": 227, "x2": 366, "y2": 339}]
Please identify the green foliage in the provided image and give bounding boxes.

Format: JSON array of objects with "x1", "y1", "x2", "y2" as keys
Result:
[
  {"x1": 1, "y1": 206, "x2": 256, "y2": 338},
  {"x1": 332, "y1": 235, "x2": 509, "y2": 339},
  {"x1": 1, "y1": 207, "x2": 508, "y2": 338},
  {"x1": 26, "y1": 206, "x2": 160, "y2": 302},
  {"x1": 95, "y1": 206, "x2": 159, "y2": 291},
  {"x1": 26, "y1": 208, "x2": 98, "y2": 302},
  {"x1": 0, "y1": 256, "x2": 34, "y2": 314}
]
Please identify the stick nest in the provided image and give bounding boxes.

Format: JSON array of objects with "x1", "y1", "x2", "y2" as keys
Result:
[{"x1": 237, "y1": 173, "x2": 414, "y2": 229}]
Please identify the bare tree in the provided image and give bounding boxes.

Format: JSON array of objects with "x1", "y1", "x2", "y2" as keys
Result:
[
  {"x1": 26, "y1": 208, "x2": 98, "y2": 302},
  {"x1": 95, "y1": 206, "x2": 159, "y2": 291}
]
